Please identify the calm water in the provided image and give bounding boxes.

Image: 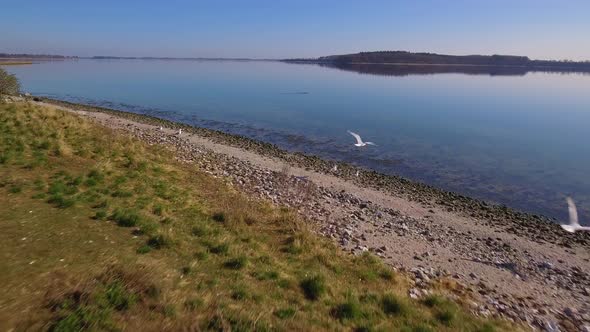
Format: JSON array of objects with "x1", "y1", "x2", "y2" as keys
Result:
[{"x1": 6, "y1": 60, "x2": 590, "y2": 223}]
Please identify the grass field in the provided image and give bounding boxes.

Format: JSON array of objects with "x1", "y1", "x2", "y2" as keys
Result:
[{"x1": 0, "y1": 102, "x2": 518, "y2": 331}]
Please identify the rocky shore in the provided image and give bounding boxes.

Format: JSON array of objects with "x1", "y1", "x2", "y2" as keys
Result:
[{"x1": 33, "y1": 97, "x2": 590, "y2": 331}]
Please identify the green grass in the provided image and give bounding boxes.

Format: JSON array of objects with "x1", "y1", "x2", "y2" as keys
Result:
[
  {"x1": 300, "y1": 275, "x2": 326, "y2": 301},
  {"x1": 0, "y1": 102, "x2": 519, "y2": 331}
]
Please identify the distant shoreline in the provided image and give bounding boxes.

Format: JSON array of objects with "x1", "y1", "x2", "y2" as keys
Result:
[{"x1": 0, "y1": 61, "x2": 33, "y2": 66}]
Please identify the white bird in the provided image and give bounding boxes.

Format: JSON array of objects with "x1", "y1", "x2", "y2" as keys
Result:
[
  {"x1": 178, "y1": 128, "x2": 182, "y2": 136},
  {"x1": 348, "y1": 130, "x2": 376, "y2": 147},
  {"x1": 159, "y1": 126, "x2": 163, "y2": 131},
  {"x1": 561, "y1": 197, "x2": 590, "y2": 233},
  {"x1": 355, "y1": 170, "x2": 360, "y2": 177},
  {"x1": 331, "y1": 164, "x2": 338, "y2": 172}
]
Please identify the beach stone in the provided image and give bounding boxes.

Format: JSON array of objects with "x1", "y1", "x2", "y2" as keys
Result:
[{"x1": 539, "y1": 262, "x2": 554, "y2": 270}]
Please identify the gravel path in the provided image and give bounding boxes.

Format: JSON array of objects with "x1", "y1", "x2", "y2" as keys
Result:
[{"x1": 35, "y1": 98, "x2": 590, "y2": 331}]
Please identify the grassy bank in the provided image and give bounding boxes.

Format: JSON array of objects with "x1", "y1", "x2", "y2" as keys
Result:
[{"x1": 0, "y1": 102, "x2": 516, "y2": 331}]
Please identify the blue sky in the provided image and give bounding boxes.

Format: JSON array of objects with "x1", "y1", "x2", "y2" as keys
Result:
[{"x1": 2, "y1": 0, "x2": 589, "y2": 60}]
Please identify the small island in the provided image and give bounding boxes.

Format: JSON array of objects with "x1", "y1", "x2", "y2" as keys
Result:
[{"x1": 284, "y1": 51, "x2": 590, "y2": 76}]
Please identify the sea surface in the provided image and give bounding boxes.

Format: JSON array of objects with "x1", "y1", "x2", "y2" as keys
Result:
[{"x1": 5, "y1": 59, "x2": 590, "y2": 223}]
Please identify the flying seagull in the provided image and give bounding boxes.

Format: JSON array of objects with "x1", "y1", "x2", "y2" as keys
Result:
[
  {"x1": 348, "y1": 131, "x2": 376, "y2": 147},
  {"x1": 561, "y1": 197, "x2": 590, "y2": 233}
]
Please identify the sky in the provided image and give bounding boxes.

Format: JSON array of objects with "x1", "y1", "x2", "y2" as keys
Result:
[{"x1": 2, "y1": 0, "x2": 590, "y2": 60}]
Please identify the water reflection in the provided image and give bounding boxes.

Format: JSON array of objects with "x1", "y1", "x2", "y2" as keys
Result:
[
  {"x1": 6, "y1": 60, "x2": 590, "y2": 223},
  {"x1": 288, "y1": 62, "x2": 590, "y2": 77}
]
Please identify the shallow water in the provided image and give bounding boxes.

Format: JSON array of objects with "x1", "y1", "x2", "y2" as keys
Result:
[{"x1": 6, "y1": 59, "x2": 590, "y2": 223}]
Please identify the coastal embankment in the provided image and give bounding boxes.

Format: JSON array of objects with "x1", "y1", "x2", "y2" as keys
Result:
[
  {"x1": 3, "y1": 99, "x2": 521, "y2": 331},
  {"x1": 29, "y1": 97, "x2": 590, "y2": 330}
]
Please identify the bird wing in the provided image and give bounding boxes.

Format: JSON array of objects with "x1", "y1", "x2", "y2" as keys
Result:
[
  {"x1": 566, "y1": 197, "x2": 580, "y2": 226},
  {"x1": 347, "y1": 131, "x2": 363, "y2": 144},
  {"x1": 561, "y1": 224, "x2": 576, "y2": 233},
  {"x1": 365, "y1": 142, "x2": 377, "y2": 146}
]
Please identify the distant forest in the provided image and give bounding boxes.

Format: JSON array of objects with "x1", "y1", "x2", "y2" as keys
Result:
[{"x1": 285, "y1": 51, "x2": 590, "y2": 70}]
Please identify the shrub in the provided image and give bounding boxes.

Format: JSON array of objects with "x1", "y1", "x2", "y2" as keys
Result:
[
  {"x1": 436, "y1": 309, "x2": 456, "y2": 326},
  {"x1": 381, "y1": 294, "x2": 406, "y2": 316},
  {"x1": 274, "y1": 307, "x2": 296, "y2": 319},
  {"x1": 8, "y1": 184, "x2": 22, "y2": 193},
  {"x1": 423, "y1": 295, "x2": 444, "y2": 308},
  {"x1": 111, "y1": 190, "x2": 133, "y2": 198},
  {"x1": 254, "y1": 270, "x2": 279, "y2": 281},
  {"x1": 147, "y1": 233, "x2": 172, "y2": 249},
  {"x1": 0, "y1": 152, "x2": 10, "y2": 164},
  {"x1": 49, "y1": 306, "x2": 109, "y2": 331},
  {"x1": 379, "y1": 269, "x2": 395, "y2": 281},
  {"x1": 181, "y1": 266, "x2": 192, "y2": 275},
  {"x1": 184, "y1": 298, "x2": 203, "y2": 311},
  {"x1": 284, "y1": 236, "x2": 304, "y2": 255},
  {"x1": 277, "y1": 278, "x2": 291, "y2": 289},
  {"x1": 93, "y1": 210, "x2": 107, "y2": 220},
  {"x1": 332, "y1": 300, "x2": 362, "y2": 320},
  {"x1": 231, "y1": 288, "x2": 248, "y2": 300},
  {"x1": 0, "y1": 68, "x2": 20, "y2": 96},
  {"x1": 194, "y1": 250, "x2": 209, "y2": 261},
  {"x1": 70, "y1": 176, "x2": 83, "y2": 186},
  {"x1": 48, "y1": 194, "x2": 75, "y2": 208},
  {"x1": 104, "y1": 281, "x2": 136, "y2": 311},
  {"x1": 138, "y1": 220, "x2": 158, "y2": 235},
  {"x1": 152, "y1": 204, "x2": 164, "y2": 216},
  {"x1": 36, "y1": 140, "x2": 51, "y2": 150},
  {"x1": 224, "y1": 256, "x2": 247, "y2": 270},
  {"x1": 136, "y1": 245, "x2": 152, "y2": 254},
  {"x1": 300, "y1": 275, "x2": 325, "y2": 301},
  {"x1": 212, "y1": 212, "x2": 226, "y2": 223},
  {"x1": 208, "y1": 242, "x2": 229, "y2": 255},
  {"x1": 88, "y1": 169, "x2": 104, "y2": 178},
  {"x1": 110, "y1": 209, "x2": 140, "y2": 227},
  {"x1": 48, "y1": 181, "x2": 67, "y2": 195},
  {"x1": 163, "y1": 304, "x2": 176, "y2": 317},
  {"x1": 31, "y1": 192, "x2": 46, "y2": 199},
  {"x1": 84, "y1": 178, "x2": 98, "y2": 187},
  {"x1": 191, "y1": 224, "x2": 211, "y2": 237}
]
